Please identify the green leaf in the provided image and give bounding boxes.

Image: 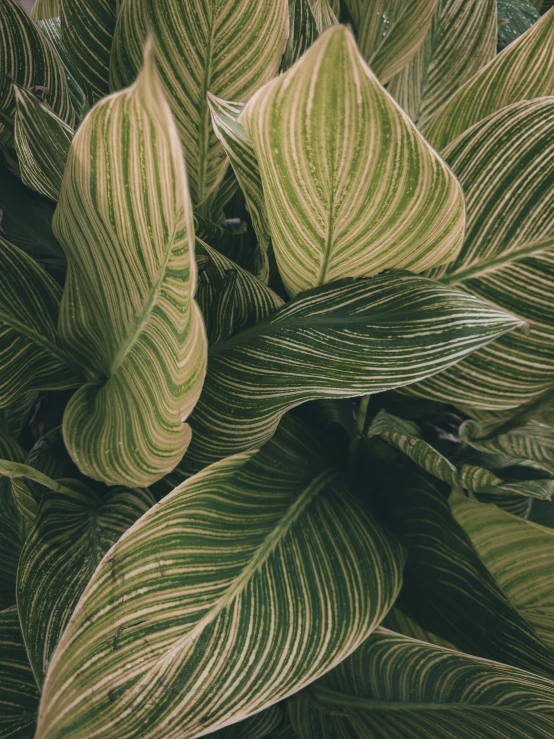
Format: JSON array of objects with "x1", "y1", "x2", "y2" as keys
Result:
[
  {"x1": 210, "y1": 705, "x2": 283, "y2": 739},
  {"x1": 0, "y1": 235, "x2": 81, "y2": 407},
  {"x1": 241, "y1": 27, "x2": 465, "y2": 297},
  {"x1": 451, "y1": 491, "x2": 554, "y2": 651},
  {"x1": 423, "y1": 7, "x2": 554, "y2": 150},
  {"x1": 460, "y1": 464, "x2": 554, "y2": 501},
  {"x1": 289, "y1": 629, "x2": 554, "y2": 738},
  {"x1": 383, "y1": 606, "x2": 457, "y2": 649},
  {"x1": 0, "y1": 0, "x2": 74, "y2": 159},
  {"x1": 0, "y1": 606, "x2": 40, "y2": 739},
  {"x1": 36, "y1": 416, "x2": 404, "y2": 739},
  {"x1": 110, "y1": 0, "x2": 289, "y2": 207},
  {"x1": 388, "y1": 0, "x2": 497, "y2": 126},
  {"x1": 56, "y1": 45, "x2": 207, "y2": 487},
  {"x1": 13, "y1": 85, "x2": 74, "y2": 201},
  {"x1": 172, "y1": 273, "x2": 521, "y2": 481},
  {"x1": 0, "y1": 436, "x2": 26, "y2": 610},
  {"x1": 17, "y1": 480, "x2": 153, "y2": 685},
  {"x1": 31, "y1": 0, "x2": 60, "y2": 20},
  {"x1": 410, "y1": 98, "x2": 554, "y2": 409},
  {"x1": 350, "y1": 0, "x2": 440, "y2": 83},
  {"x1": 498, "y1": 0, "x2": 540, "y2": 51}
]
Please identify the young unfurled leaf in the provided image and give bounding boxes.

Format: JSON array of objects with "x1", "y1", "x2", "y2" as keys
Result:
[
  {"x1": 37, "y1": 417, "x2": 404, "y2": 739},
  {"x1": 56, "y1": 46, "x2": 207, "y2": 487},
  {"x1": 241, "y1": 27, "x2": 465, "y2": 297}
]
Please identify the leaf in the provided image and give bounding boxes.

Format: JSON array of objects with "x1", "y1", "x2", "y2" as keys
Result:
[
  {"x1": 60, "y1": 0, "x2": 117, "y2": 100},
  {"x1": 17, "y1": 480, "x2": 153, "y2": 685},
  {"x1": 36, "y1": 415, "x2": 404, "y2": 739},
  {"x1": 210, "y1": 705, "x2": 283, "y2": 739},
  {"x1": 410, "y1": 98, "x2": 554, "y2": 409},
  {"x1": 451, "y1": 492, "x2": 554, "y2": 651},
  {"x1": 31, "y1": 0, "x2": 60, "y2": 20},
  {"x1": 56, "y1": 45, "x2": 207, "y2": 487},
  {"x1": 0, "y1": 0, "x2": 74, "y2": 155},
  {"x1": 0, "y1": 436, "x2": 26, "y2": 610},
  {"x1": 282, "y1": 0, "x2": 318, "y2": 71},
  {"x1": 498, "y1": 0, "x2": 540, "y2": 51},
  {"x1": 388, "y1": 0, "x2": 497, "y2": 126},
  {"x1": 13, "y1": 85, "x2": 74, "y2": 201},
  {"x1": 351, "y1": 0, "x2": 440, "y2": 83},
  {"x1": 0, "y1": 606, "x2": 40, "y2": 739},
  {"x1": 310, "y1": 0, "x2": 338, "y2": 33},
  {"x1": 460, "y1": 464, "x2": 554, "y2": 501},
  {"x1": 422, "y1": 7, "x2": 554, "y2": 150},
  {"x1": 289, "y1": 629, "x2": 554, "y2": 738},
  {"x1": 240, "y1": 27, "x2": 465, "y2": 298},
  {"x1": 382, "y1": 606, "x2": 457, "y2": 649},
  {"x1": 171, "y1": 273, "x2": 521, "y2": 482},
  {"x1": 207, "y1": 94, "x2": 272, "y2": 282},
  {"x1": 110, "y1": 0, "x2": 289, "y2": 207},
  {"x1": 0, "y1": 235, "x2": 81, "y2": 407}
]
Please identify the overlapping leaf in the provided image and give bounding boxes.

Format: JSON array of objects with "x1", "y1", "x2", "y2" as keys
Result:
[
  {"x1": 210, "y1": 706, "x2": 283, "y2": 739},
  {"x1": 55, "y1": 46, "x2": 207, "y2": 487},
  {"x1": 37, "y1": 416, "x2": 404, "y2": 739},
  {"x1": 498, "y1": 0, "x2": 540, "y2": 51},
  {"x1": 310, "y1": 0, "x2": 338, "y2": 33},
  {"x1": 289, "y1": 629, "x2": 554, "y2": 738},
  {"x1": 110, "y1": 0, "x2": 289, "y2": 207},
  {"x1": 0, "y1": 436, "x2": 26, "y2": 610},
  {"x1": 31, "y1": 0, "x2": 60, "y2": 20},
  {"x1": 282, "y1": 0, "x2": 318, "y2": 71},
  {"x1": 241, "y1": 27, "x2": 465, "y2": 297}
]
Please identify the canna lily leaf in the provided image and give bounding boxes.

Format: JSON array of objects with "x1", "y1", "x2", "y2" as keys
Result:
[
  {"x1": 289, "y1": 629, "x2": 554, "y2": 738},
  {"x1": 240, "y1": 26, "x2": 465, "y2": 297},
  {"x1": 110, "y1": 0, "x2": 289, "y2": 207},
  {"x1": 13, "y1": 84, "x2": 74, "y2": 202},
  {"x1": 388, "y1": 0, "x2": 497, "y2": 126},
  {"x1": 17, "y1": 480, "x2": 153, "y2": 685},
  {"x1": 31, "y1": 0, "x2": 60, "y2": 20},
  {"x1": 36, "y1": 416, "x2": 404, "y2": 739},
  {"x1": 56, "y1": 45, "x2": 207, "y2": 488},
  {"x1": 0, "y1": 606, "x2": 40, "y2": 739},
  {"x1": 423, "y1": 6, "x2": 554, "y2": 150}
]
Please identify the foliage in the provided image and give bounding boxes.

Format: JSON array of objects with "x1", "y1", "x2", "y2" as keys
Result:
[{"x1": 0, "y1": 0, "x2": 554, "y2": 737}]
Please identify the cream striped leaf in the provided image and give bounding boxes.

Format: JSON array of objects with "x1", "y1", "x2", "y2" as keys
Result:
[
  {"x1": 60, "y1": 0, "x2": 117, "y2": 100},
  {"x1": 282, "y1": 0, "x2": 318, "y2": 71},
  {"x1": 36, "y1": 416, "x2": 405, "y2": 739},
  {"x1": 310, "y1": 0, "x2": 338, "y2": 33},
  {"x1": 0, "y1": 235, "x2": 81, "y2": 407},
  {"x1": 451, "y1": 491, "x2": 554, "y2": 651},
  {"x1": 289, "y1": 629, "x2": 554, "y2": 738},
  {"x1": 169, "y1": 273, "x2": 521, "y2": 483},
  {"x1": 0, "y1": 437, "x2": 26, "y2": 610},
  {"x1": 55, "y1": 46, "x2": 207, "y2": 487},
  {"x1": 13, "y1": 85, "x2": 74, "y2": 201},
  {"x1": 240, "y1": 27, "x2": 465, "y2": 298},
  {"x1": 17, "y1": 480, "x2": 153, "y2": 686},
  {"x1": 31, "y1": 0, "x2": 60, "y2": 20},
  {"x1": 0, "y1": 607, "x2": 40, "y2": 739},
  {"x1": 0, "y1": 0, "x2": 74, "y2": 157},
  {"x1": 460, "y1": 464, "x2": 554, "y2": 501},
  {"x1": 423, "y1": 7, "x2": 554, "y2": 150},
  {"x1": 110, "y1": 0, "x2": 289, "y2": 207},
  {"x1": 409, "y1": 98, "x2": 554, "y2": 409},
  {"x1": 207, "y1": 95, "x2": 272, "y2": 282},
  {"x1": 351, "y1": 0, "x2": 440, "y2": 84},
  {"x1": 388, "y1": 0, "x2": 497, "y2": 126}
]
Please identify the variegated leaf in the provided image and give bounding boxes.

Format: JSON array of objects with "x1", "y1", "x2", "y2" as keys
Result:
[
  {"x1": 37, "y1": 416, "x2": 404, "y2": 739},
  {"x1": 0, "y1": 436, "x2": 26, "y2": 610},
  {"x1": 13, "y1": 85, "x2": 74, "y2": 201},
  {"x1": 310, "y1": 0, "x2": 338, "y2": 33},
  {"x1": 423, "y1": 6, "x2": 554, "y2": 150},
  {"x1": 383, "y1": 606, "x2": 457, "y2": 649},
  {"x1": 460, "y1": 464, "x2": 554, "y2": 501},
  {"x1": 55, "y1": 45, "x2": 207, "y2": 487},
  {"x1": 31, "y1": 0, "x2": 60, "y2": 20},
  {"x1": 388, "y1": 0, "x2": 497, "y2": 126},
  {"x1": 240, "y1": 27, "x2": 465, "y2": 297},
  {"x1": 410, "y1": 98, "x2": 554, "y2": 409},
  {"x1": 283, "y1": 0, "x2": 318, "y2": 71},
  {"x1": 289, "y1": 629, "x2": 554, "y2": 738},
  {"x1": 110, "y1": 0, "x2": 289, "y2": 207}
]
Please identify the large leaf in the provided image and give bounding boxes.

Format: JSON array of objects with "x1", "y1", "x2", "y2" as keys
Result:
[
  {"x1": 423, "y1": 6, "x2": 554, "y2": 150},
  {"x1": 388, "y1": 0, "x2": 497, "y2": 126},
  {"x1": 110, "y1": 0, "x2": 289, "y2": 207},
  {"x1": 410, "y1": 98, "x2": 554, "y2": 409},
  {"x1": 36, "y1": 416, "x2": 405, "y2": 739},
  {"x1": 0, "y1": 0, "x2": 74, "y2": 156},
  {"x1": 0, "y1": 235, "x2": 81, "y2": 406},
  {"x1": 0, "y1": 436, "x2": 26, "y2": 610},
  {"x1": 289, "y1": 629, "x2": 554, "y2": 738},
  {"x1": 240, "y1": 27, "x2": 465, "y2": 297},
  {"x1": 17, "y1": 480, "x2": 153, "y2": 685},
  {"x1": 0, "y1": 607, "x2": 40, "y2": 739},
  {"x1": 55, "y1": 45, "x2": 207, "y2": 487},
  {"x1": 171, "y1": 273, "x2": 521, "y2": 481}
]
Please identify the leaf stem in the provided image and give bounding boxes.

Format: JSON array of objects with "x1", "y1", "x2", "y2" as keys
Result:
[{"x1": 348, "y1": 395, "x2": 370, "y2": 467}]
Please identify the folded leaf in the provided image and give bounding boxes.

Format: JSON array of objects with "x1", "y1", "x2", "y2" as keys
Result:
[
  {"x1": 460, "y1": 464, "x2": 554, "y2": 501},
  {"x1": 241, "y1": 26, "x2": 465, "y2": 297},
  {"x1": 0, "y1": 606, "x2": 40, "y2": 739},
  {"x1": 289, "y1": 629, "x2": 554, "y2": 738},
  {"x1": 56, "y1": 45, "x2": 207, "y2": 487},
  {"x1": 423, "y1": 7, "x2": 554, "y2": 149},
  {"x1": 110, "y1": 0, "x2": 289, "y2": 207},
  {"x1": 0, "y1": 437, "x2": 26, "y2": 610},
  {"x1": 37, "y1": 416, "x2": 404, "y2": 739}
]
